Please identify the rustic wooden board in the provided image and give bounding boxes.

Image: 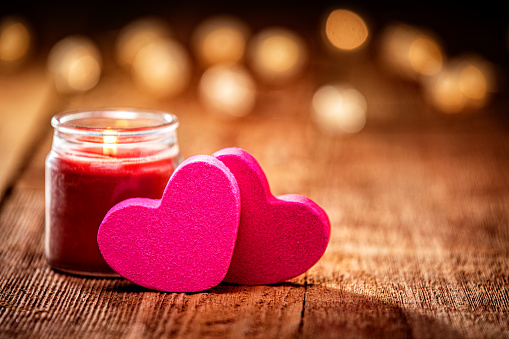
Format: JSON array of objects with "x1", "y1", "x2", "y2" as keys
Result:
[
  {"x1": 0, "y1": 64, "x2": 55, "y2": 198},
  {"x1": 1, "y1": 61, "x2": 509, "y2": 338}
]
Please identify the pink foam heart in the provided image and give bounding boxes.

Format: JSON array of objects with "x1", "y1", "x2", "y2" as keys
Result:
[
  {"x1": 213, "y1": 148, "x2": 330, "y2": 285},
  {"x1": 97, "y1": 155, "x2": 240, "y2": 292}
]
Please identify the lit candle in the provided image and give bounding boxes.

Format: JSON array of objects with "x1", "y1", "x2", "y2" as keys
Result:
[
  {"x1": 102, "y1": 130, "x2": 118, "y2": 156},
  {"x1": 45, "y1": 108, "x2": 181, "y2": 276}
]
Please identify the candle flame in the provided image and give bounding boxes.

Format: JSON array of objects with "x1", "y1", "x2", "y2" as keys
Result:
[{"x1": 102, "y1": 132, "x2": 118, "y2": 156}]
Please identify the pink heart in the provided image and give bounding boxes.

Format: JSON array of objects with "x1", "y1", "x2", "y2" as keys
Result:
[
  {"x1": 213, "y1": 148, "x2": 330, "y2": 285},
  {"x1": 97, "y1": 155, "x2": 240, "y2": 292}
]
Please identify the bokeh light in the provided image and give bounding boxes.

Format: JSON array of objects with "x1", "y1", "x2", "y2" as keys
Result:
[
  {"x1": 456, "y1": 57, "x2": 493, "y2": 102},
  {"x1": 192, "y1": 15, "x2": 250, "y2": 67},
  {"x1": 247, "y1": 27, "x2": 307, "y2": 85},
  {"x1": 324, "y1": 9, "x2": 368, "y2": 51},
  {"x1": 0, "y1": 16, "x2": 32, "y2": 69},
  {"x1": 199, "y1": 64, "x2": 256, "y2": 117},
  {"x1": 312, "y1": 84, "x2": 367, "y2": 134},
  {"x1": 379, "y1": 23, "x2": 444, "y2": 81},
  {"x1": 408, "y1": 36, "x2": 443, "y2": 76},
  {"x1": 425, "y1": 69, "x2": 466, "y2": 114},
  {"x1": 424, "y1": 55, "x2": 494, "y2": 113},
  {"x1": 47, "y1": 36, "x2": 102, "y2": 94},
  {"x1": 116, "y1": 16, "x2": 172, "y2": 69},
  {"x1": 131, "y1": 38, "x2": 191, "y2": 99}
]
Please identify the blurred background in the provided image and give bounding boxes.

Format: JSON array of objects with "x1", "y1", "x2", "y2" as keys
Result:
[
  {"x1": 1, "y1": 0, "x2": 509, "y2": 174},
  {"x1": 2, "y1": 0, "x2": 509, "y2": 116}
]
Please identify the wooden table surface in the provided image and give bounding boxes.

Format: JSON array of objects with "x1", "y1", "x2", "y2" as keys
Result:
[{"x1": 1, "y1": 37, "x2": 509, "y2": 338}]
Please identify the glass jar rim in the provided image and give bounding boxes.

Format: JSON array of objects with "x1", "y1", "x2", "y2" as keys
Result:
[{"x1": 51, "y1": 107, "x2": 179, "y2": 137}]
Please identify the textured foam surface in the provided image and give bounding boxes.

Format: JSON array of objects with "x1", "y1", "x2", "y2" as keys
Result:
[
  {"x1": 214, "y1": 148, "x2": 331, "y2": 285},
  {"x1": 97, "y1": 155, "x2": 241, "y2": 292}
]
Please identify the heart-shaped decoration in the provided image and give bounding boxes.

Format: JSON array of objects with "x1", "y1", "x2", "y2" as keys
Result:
[
  {"x1": 213, "y1": 148, "x2": 330, "y2": 285},
  {"x1": 97, "y1": 155, "x2": 240, "y2": 292}
]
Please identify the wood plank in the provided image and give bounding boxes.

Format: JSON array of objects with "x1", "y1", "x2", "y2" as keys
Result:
[
  {"x1": 301, "y1": 129, "x2": 509, "y2": 338},
  {"x1": 1, "y1": 60, "x2": 509, "y2": 338},
  {"x1": 0, "y1": 64, "x2": 55, "y2": 199}
]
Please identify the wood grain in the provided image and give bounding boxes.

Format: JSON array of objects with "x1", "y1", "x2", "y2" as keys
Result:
[
  {"x1": 1, "y1": 61, "x2": 509, "y2": 338},
  {"x1": 0, "y1": 64, "x2": 55, "y2": 198}
]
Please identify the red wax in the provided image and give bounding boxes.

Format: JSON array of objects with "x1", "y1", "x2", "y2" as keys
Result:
[{"x1": 45, "y1": 152, "x2": 175, "y2": 276}]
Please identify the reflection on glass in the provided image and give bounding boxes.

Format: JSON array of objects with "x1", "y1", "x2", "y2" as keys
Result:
[
  {"x1": 247, "y1": 27, "x2": 307, "y2": 85},
  {"x1": 192, "y1": 15, "x2": 250, "y2": 67},
  {"x1": 48, "y1": 36, "x2": 102, "y2": 94},
  {"x1": 199, "y1": 64, "x2": 256, "y2": 117},
  {"x1": 312, "y1": 84, "x2": 367, "y2": 134}
]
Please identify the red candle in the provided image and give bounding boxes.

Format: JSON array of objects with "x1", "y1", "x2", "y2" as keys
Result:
[{"x1": 45, "y1": 108, "x2": 181, "y2": 276}]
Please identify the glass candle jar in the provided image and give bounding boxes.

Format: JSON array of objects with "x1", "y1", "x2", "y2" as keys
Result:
[{"x1": 45, "y1": 108, "x2": 181, "y2": 276}]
